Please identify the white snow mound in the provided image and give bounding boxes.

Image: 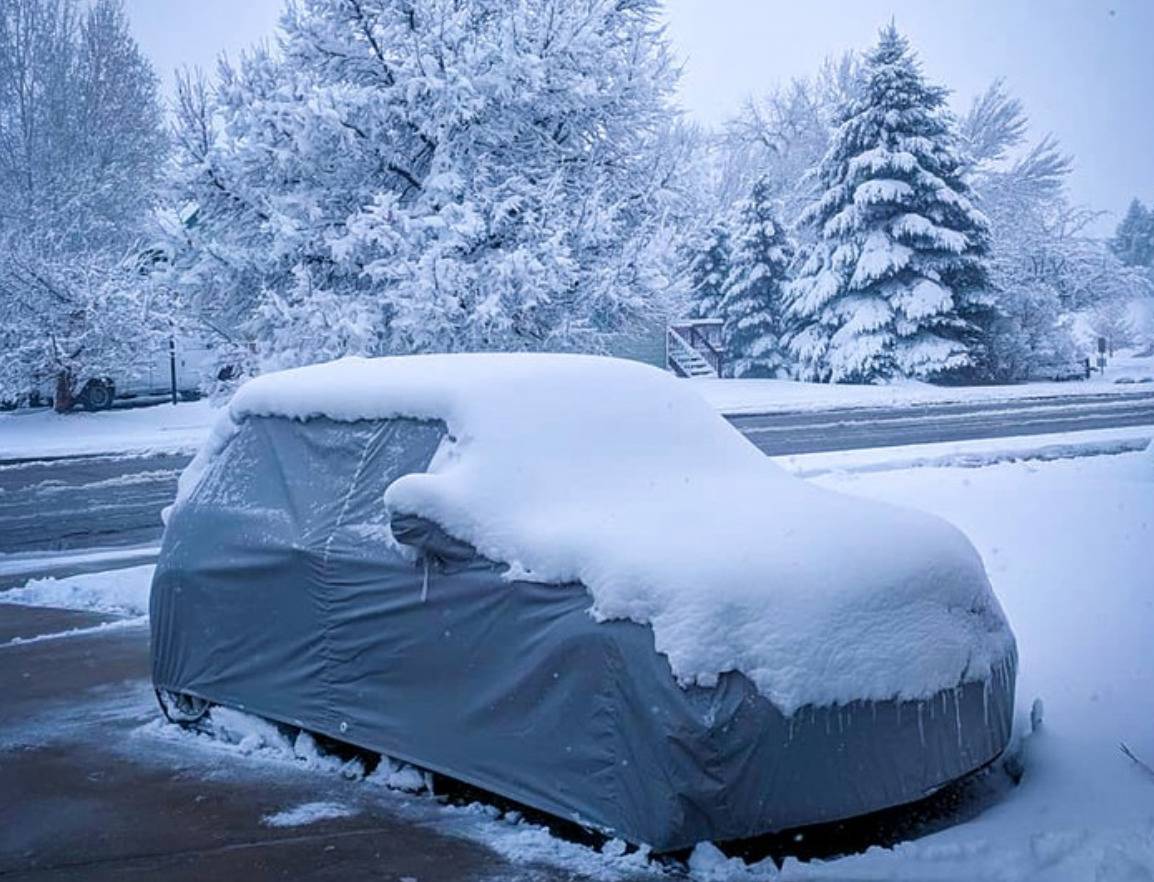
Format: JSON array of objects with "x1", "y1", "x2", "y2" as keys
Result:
[{"x1": 180, "y1": 354, "x2": 1014, "y2": 713}]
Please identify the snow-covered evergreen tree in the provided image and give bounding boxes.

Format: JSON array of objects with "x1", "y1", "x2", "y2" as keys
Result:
[
  {"x1": 719, "y1": 179, "x2": 792, "y2": 378},
  {"x1": 786, "y1": 25, "x2": 992, "y2": 383},
  {"x1": 685, "y1": 224, "x2": 731, "y2": 318},
  {"x1": 166, "y1": 0, "x2": 679, "y2": 377}
]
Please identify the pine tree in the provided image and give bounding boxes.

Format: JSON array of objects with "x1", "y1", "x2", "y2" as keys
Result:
[
  {"x1": 685, "y1": 224, "x2": 731, "y2": 319},
  {"x1": 786, "y1": 25, "x2": 992, "y2": 383},
  {"x1": 719, "y1": 179, "x2": 793, "y2": 378},
  {"x1": 1110, "y1": 199, "x2": 1154, "y2": 268}
]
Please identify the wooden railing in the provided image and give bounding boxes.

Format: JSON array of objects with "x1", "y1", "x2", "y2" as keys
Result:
[{"x1": 667, "y1": 320, "x2": 724, "y2": 377}]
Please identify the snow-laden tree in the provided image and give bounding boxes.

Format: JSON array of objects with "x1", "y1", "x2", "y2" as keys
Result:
[
  {"x1": 684, "y1": 224, "x2": 731, "y2": 319},
  {"x1": 721, "y1": 52, "x2": 861, "y2": 233},
  {"x1": 0, "y1": 0, "x2": 165, "y2": 408},
  {"x1": 166, "y1": 0, "x2": 680, "y2": 377},
  {"x1": 960, "y1": 80, "x2": 1151, "y2": 379},
  {"x1": 718, "y1": 179, "x2": 792, "y2": 378},
  {"x1": 786, "y1": 26, "x2": 992, "y2": 383}
]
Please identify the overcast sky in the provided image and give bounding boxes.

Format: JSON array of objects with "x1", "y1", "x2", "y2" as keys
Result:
[{"x1": 125, "y1": 0, "x2": 1153, "y2": 234}]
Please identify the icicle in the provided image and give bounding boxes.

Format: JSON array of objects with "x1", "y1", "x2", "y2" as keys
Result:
[
  {"x1": 954, "y1": 687, "x2": 964, "y2": 753},
  {"x1": 421, "y1": 556, "x2": 430, "y2": 603},
  {"x1": 917, "y1": 704, "x2": 925, "y2": 747}
]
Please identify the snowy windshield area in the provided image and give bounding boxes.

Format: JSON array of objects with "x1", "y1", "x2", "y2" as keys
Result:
[{"x1": 182, "y1": 354, "x2": 1014, "y2": 713}]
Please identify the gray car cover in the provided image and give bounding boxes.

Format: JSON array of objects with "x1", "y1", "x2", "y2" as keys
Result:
[{"x1": 151, "y1": 415, "x2": 1016, "y2": 851}]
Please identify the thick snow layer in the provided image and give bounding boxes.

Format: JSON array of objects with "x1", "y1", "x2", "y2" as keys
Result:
[
  {"x1": 181, "y1": 354, "x2": 1013, "y2": 712},
  {"x1": 0, "y1": 564, "x2": 154, "y2": 617}
]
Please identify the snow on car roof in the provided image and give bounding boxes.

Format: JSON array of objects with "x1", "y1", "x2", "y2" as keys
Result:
[{"x1": 180, "y1": 354, "x2": 1014, "y2": 713}]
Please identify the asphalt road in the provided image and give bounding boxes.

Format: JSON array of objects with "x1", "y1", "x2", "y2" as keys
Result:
[
  {"x1": 1, "y1": 390, "x2": 1152, "y2": 565},
  {"x1": 0, "y1": 453, "x2": 187, "y2": 556}
]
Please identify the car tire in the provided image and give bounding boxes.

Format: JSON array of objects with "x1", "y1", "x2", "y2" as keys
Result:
[
  {"x1": 156, "y1": 689, "x2": 210, "y2": 726},
  {"x1": 79, "y1": 379, "x2": 115, "y2": 411}
]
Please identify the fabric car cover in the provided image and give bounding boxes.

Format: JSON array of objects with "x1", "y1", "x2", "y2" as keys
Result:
[{"x1": 151, "y1": 416, "x2": 1016, "y2": 851}]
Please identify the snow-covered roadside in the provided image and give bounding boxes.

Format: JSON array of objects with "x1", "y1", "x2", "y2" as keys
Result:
[
  {"x1": 772, "y1": 424, "x2": 1154, "y2": 478},
  {"x1": 0, "y1": 400, "x2": 214, "y2": 460},
  {"x1": 0, "y1": 564, "x2": 153, "y2": 617}
]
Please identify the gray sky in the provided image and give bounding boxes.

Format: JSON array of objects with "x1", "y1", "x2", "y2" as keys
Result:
[{"x1": 125, "y1": 0, "x2": 1153, "y2": 234}]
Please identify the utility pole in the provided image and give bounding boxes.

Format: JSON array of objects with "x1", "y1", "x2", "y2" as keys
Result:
[{"x1": 169, "y1": 336, "x2": 178, "y2": 405}]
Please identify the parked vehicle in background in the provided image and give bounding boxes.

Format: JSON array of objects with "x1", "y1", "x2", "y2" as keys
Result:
[{"x1": 28, "y1": 337, "x2": 216, "y2": 411}]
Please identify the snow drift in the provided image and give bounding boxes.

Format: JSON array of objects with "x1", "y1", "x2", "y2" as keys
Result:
[{"x1": 178, "y1": 353, "x2": 1013, "y2": 713}]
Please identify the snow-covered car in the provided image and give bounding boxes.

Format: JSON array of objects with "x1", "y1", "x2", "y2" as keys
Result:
[{"x1": 151, "y1": 354, "x2": 1017, "y2": 851}]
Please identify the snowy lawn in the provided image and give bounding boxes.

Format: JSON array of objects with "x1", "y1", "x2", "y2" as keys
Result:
[{"x1": 0, "y1": 399, "x2": 214, "y2": 460}]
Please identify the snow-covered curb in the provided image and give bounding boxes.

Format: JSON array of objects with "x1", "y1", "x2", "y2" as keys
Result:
[
  {"x1": 0, "y1": 400, "x2": 214, "y2": 461},
  {"x1": 0, "y1": 545, "x2": 160, "y2": 580},
  {"x1": 0, "y1": 564, "x2": 154, "y2": 617}
]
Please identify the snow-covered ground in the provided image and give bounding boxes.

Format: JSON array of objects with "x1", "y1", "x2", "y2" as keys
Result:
[
  {"x1": 0, "y1": 399, "x2": 213, "y2": 460},
  {"x1": 3, "y1": 437, "x2": 1150, "y2": 879}
]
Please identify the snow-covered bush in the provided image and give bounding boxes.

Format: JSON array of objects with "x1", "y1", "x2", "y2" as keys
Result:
[{"x1": 960, "y1": 81, "x2": 1151, "y2": 380}]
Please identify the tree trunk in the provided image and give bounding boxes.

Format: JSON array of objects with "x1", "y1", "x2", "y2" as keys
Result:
[{"x1": 54, "y1": 371, "x2": 75, "y2": 413}]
